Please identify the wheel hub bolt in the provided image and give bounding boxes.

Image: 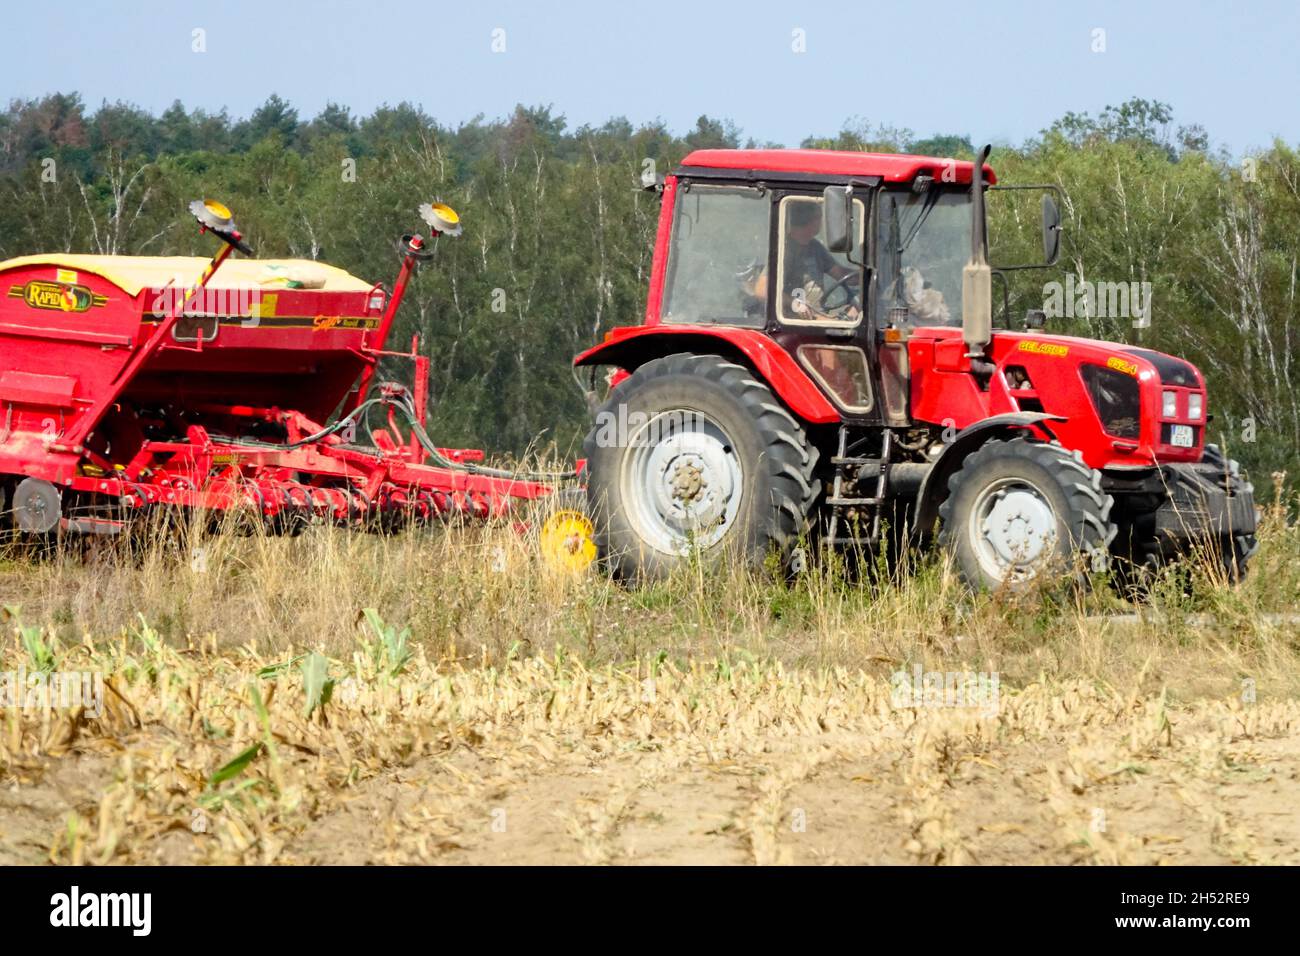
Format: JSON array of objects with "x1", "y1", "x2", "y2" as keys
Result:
[{"x1": 670, "y1": 462, "x2": 704, "y2": 502}]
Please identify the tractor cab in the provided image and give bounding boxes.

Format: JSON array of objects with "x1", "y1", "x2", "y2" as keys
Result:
[
  {"x1": 641, "y1": 150, "x2": 994, "y2": 429},
  {"x1": 575, "y1": 148, "x2": 1257, "y2": 589}
]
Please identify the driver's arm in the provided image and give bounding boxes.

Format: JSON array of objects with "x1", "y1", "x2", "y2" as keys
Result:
[
  {"x1": 815, "y1": 240, "x2": 859, "y2": 285},
  {"x1": 814, "y1": 245, "x2": 860, "y2": 320},
  {"x1": 827, "y1": 262, "x2": 859, "y2": 283}
]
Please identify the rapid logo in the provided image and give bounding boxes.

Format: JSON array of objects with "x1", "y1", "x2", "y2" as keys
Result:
[{"x1": 9, "y1": 279, "x2": 108, "y2": 313}]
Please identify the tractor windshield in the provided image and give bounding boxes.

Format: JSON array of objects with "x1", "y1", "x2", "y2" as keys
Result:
[{"x1": 875, "y1": 188, "x2": 971, "y2": 329}]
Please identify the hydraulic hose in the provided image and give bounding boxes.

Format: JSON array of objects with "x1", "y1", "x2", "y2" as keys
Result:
[{"x1": 208, "y1": 394, "x2": 579, "y2": 483}]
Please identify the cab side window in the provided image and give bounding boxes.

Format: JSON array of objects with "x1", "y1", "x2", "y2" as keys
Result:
[
  {"x1": 661, "y1": 186, "x2": 769, "y2": 328},
  {"x1": 775, "y1": 195, "x2": 866, "y2": 325}
]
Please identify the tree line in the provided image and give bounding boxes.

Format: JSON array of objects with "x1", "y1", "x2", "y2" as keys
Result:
[{"x1": 1, "y1": 94, "x2": 1296, "y2": 491}]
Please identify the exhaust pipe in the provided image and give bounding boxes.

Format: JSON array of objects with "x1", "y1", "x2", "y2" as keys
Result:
[{"x1": 962, "y1": 145, "x2": 993, "y2": 358}]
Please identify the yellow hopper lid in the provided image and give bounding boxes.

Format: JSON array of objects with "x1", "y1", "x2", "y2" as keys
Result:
[{"x1": 0, "y1": 254, "x2": 374, "y2": 296}]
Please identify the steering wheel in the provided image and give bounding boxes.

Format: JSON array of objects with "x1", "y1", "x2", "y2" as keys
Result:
[{"x1": 820, "y1": 272, "x2": 861, "y2": 312}]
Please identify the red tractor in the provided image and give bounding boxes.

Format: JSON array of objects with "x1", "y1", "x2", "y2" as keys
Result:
[{"x1": 574, "y1": 146, "x2": 1258, "y2": 589}]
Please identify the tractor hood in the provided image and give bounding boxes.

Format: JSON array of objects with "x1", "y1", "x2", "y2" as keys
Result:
[{"x1": 907, "y1": 327, "x2": 1208, "y2": 470}]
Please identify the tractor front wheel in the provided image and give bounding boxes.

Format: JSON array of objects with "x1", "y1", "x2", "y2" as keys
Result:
[
  {"x1": 1201, "y1": 443, "x2": 1257, "y2": 582},
  {"x1": 583, "y1": 353, "x2": 820, "y2": 584},
  {"x1": 939, "y1": 439, "x2": 1116, "y2": 591}
]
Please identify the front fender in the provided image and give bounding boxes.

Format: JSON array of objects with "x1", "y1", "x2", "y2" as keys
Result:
[
  {"x1": 574, "y1": 325, "x2": 839, "y2": 425},
  {"x1": 912, "y1": 412, "x2": 1066, "y2": 539}
]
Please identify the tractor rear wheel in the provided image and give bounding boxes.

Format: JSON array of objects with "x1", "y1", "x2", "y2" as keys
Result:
[
  {"x1": 939, "y1": 439, "x2": 1116, "y2": 591},
  {"x1": 583, "y1": 353, "x2": 820, "y2": 584}
]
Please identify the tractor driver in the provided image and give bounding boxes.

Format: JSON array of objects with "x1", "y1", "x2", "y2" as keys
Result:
[{"x1": 782, "y1": 200, "x2": 859, "y2": 321}]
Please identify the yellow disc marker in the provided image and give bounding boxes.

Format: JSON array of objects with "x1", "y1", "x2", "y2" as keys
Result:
[
  {"x1": 203, "y1": 199, "x2": 233, "y2": 221},
  {"x1": 417, "y1": 201, "x2": 463, "y2": 238},
  {"x1": 190, "y1": 198, "x2": 236, "y2": 229},
  {"x1": 539, "y1": 508, "x2": 597, "y2": 572}
]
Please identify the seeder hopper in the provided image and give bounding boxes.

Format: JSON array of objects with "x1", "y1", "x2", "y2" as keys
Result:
[{"x1": 0, "y1": 199, "x2": 587, "y2": 550}]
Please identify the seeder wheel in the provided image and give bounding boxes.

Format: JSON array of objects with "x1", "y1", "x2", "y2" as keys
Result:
[
  {"x1": 11, "y1": 477, "x2": 62, "y2": 534},
  {"x1": 535, "y1": 489, "x2": 596, "y2": 573}
]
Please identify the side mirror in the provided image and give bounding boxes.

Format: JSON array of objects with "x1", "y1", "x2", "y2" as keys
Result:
[
  {"x1": 1023, "y1": 309, "x2": 1047, "y2": 330},
  {"x1": 1041, "y1": 194, "x2": 1061, "y2": 265},
  {"x1": 822, "y1": 185, "x2": 853, "y2": 254}
]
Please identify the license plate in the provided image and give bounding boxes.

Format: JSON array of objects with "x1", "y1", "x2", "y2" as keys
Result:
[{"x1": 1170, "y1": 424, "x2": 1194, "y2": 448}]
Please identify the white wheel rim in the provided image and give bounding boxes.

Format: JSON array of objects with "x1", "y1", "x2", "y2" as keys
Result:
[
  {"x1": 620, "y1": 409, "x2": 743, "y2": 555},
  {"x1": 968, "y1": 477, "x2": 1058, "y2": 583}
]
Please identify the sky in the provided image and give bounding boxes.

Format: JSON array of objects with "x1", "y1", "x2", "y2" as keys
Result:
[{"x1": 2, "y1": 0, "x2": 1294, "y2": 157}]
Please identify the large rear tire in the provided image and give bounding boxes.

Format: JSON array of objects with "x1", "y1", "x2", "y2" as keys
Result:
[
  {"x1": 938, "y1": 438, "x2": 1116, "y2": 591},
  {"x1": 582, "y1": 353, "x2": 820, "y2": 584}
]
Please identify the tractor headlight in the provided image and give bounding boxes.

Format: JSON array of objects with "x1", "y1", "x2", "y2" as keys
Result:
[
  {"x1": 1162, "y1": 390, "x2": 1178, "y2": 418},
  {"x1": 1187, "y1": 393, "x2": 1203, "y2": 420}
]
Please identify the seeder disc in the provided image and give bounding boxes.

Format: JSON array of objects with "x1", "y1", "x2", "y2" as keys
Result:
[
  {"x1": 417, "y1": 201, "x2": 463, "y2": 238},
  {"x1": 189, "y1": 198, "x2": 236, "y2": 230},
  {"x1": 539, "y1": 509, "x2": 596, "y2": 573}
]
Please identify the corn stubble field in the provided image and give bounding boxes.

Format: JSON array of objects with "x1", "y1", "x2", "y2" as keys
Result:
[{"x1": 1, "y1": 489, "x2": 1298, "y2": 866}]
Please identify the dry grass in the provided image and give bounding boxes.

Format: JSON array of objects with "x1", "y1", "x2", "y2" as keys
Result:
[
  {"x1": 0, "y1": 492, "x2": 1297, "y2": 865},
  {"x1": 1, "y1": 490, "x2": 1296, "y2": 699}
]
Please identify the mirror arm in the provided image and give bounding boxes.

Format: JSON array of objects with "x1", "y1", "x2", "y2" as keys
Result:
[
  {"x1": 987, "y1": 183, "x2": 1066, "y2": 269},
  {"x1": 844, "y1": 178, "x2": 875, "y2": 267},
  {"x1": 843, "y1": 185, "x2": 860, "y2": 265},
  {"x1": 992, "y1": 269, "x2": 1011, "y2": 328}
]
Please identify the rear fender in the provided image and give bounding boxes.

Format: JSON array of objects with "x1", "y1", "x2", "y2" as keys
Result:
[
  {"x1": 912, "y1": 412, "x2": 1066, "y2": 540},
  {"x1": 573, "y1": 326, "x2": 839, "y2": 425}
]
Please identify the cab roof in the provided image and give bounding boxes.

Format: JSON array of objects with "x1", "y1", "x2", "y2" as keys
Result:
[{"x1": 678, "y1": 148, "x2": 997, "y2": 185}]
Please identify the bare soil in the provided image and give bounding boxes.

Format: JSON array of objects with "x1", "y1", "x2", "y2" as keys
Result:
[{"x1": 4, "y1": 655, "x2": 1297, "y2": 865}]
